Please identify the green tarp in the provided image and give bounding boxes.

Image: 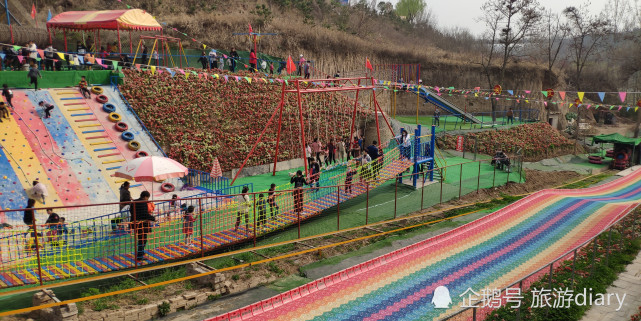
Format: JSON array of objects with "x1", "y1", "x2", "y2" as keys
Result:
[
  {"x1": 592, "y1": 133, "x2": 641, "y2": 145},
  {"x1": 0, "y1": 70, "x2": 117, "y2": 88}
]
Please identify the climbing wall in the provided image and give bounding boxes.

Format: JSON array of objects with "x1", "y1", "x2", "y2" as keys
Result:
[{"x1": 0, "y1": 86, "x2": 166, "y2": 223}]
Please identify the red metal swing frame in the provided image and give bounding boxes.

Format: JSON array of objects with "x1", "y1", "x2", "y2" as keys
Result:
[{"x1": 230, "y1": 76, "x2": 396, "y2": 185}]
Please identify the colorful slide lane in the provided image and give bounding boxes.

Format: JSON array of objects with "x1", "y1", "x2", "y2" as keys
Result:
[
  {"x1": 0, "y1": 90, "x2": 67, "y2": 213},
  {"x1": 208, "y1": 170, "x2": 641, "y2": 321}
]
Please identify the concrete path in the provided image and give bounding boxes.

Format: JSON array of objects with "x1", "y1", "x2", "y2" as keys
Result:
[{"x1": 581, "y1": 251, "x2": 641, "y2": 321}]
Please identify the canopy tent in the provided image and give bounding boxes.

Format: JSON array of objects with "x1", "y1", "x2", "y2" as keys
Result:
[
  {"x1": 46, "y1": 9, "x2": 163, "y2": 55},
  {"x1": 592, "y1": 133, "x2": 641, "y2": 145},
  {"x1": 46, "y1": 9, "x2": 161, "y2": 31}
]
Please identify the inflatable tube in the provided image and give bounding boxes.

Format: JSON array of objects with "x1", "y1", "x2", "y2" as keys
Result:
[
  {"x1": 161, "y1": 183, "x2": 175, "y2": 193},
  {"x1": 91, "y1": 87, "x2": 104, "y2": 95},
  {"x1": 127, "y1": 140, "x2": 141, "y2": 151},
  {"x1": 108, "y1": 112, "x2": 122, "y2": 122},
  {"x1": 135, "y1": 151, "x2": 149, "y2": 158},
  {"x1": 96, "y1": 95, "x2": 108, "y2": 103},
  {"x1": 588, "y1": 155, "x2": 602, "y2": 161},
  {"x1": 121, "y1": 131, "x2": 134, "y2": 141},
  {"x1": 588, "y1": 158, "x2": 603, "y2": 164},
  {"x1": 102, "y1": 103, "x2": 116, "y2": 113},
  {"x1": 115, "y1": 122, "x2": 128, "y2": 132}
]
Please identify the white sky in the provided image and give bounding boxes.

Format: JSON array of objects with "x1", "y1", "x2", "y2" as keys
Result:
[{"x1": 387, "y1": 0, "x2": 611, "y2": 35}]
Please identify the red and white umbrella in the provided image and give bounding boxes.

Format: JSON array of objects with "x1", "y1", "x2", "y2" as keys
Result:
[
  {"x1": 114, "y1": 156, "x2": 188, "y2": 181},
  {"x1": 210, "y1": 157, "x2": 222, "y2": 178}
]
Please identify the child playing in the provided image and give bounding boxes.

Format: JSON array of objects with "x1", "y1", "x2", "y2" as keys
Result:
[
  {"x1": 345, "y1": 164, "x2": 357, "y2": 194},
  {"x1": 183, "y1": 206, "x2": 196, "y2": 247},
  {"x1": 267, "y1": 184, "x2": 280, "y2": 218},
  {"x1": 0, "y1": 102, "x2": 9, "y2": 122},
  {"x1": 256, "y1": 194, "x2": 267, "y2": 229},
  {"x1": 78, "y1": 76, "x2": 91, "y2": 98}
]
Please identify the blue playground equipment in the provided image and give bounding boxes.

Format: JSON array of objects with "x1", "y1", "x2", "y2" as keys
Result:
[{"x1": 398, "y1": 124, "x2": 438, "y2": 188}]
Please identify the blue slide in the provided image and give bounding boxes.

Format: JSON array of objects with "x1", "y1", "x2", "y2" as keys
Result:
[{"x1": 408, "y1": 86, "x2": 482, "y2": 124}]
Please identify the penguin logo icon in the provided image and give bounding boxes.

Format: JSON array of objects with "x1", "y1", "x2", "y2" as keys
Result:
[{"x1": 432, "y1": 286, "x2": 452, "y2": 309}]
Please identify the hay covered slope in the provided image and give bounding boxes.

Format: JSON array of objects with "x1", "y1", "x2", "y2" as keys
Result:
[{"x1": 120, "y1": 70, "x2": 364, "y2": 172}]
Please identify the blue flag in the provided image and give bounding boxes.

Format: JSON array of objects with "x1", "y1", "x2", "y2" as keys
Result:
[{"x1": 47, "y1": 9, "x2": 52, "y2": 21}]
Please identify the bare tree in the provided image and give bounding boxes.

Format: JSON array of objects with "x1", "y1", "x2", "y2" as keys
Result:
[
  {"x1": 540, "y1": 9, "x2": 568, "y2": 84},
  {"x1": 479, "y1": 0, "x2": 542, "y2": 121},
  {"x1": 563, "y1": 5, "x2": 610, "y2": 91}
]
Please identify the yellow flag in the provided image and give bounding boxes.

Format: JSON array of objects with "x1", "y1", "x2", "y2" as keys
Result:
[
  {"x1": 213, "y1": 74, "x2": 219, "y2": 78},
  {"x1": 636, "y1": 107, "x2": 639, "y2": 112},
  {"x1": 577, "y1": 92, "x2": 585, "y2": 102},
  {"x1": 56, "y1": 52, "x2": 66, "y2": 61},
  {"x1": 569, "y1": 103, "x2": 574, "y2": 108},
  {"x1": 525, "y1": 100, "x2": 529, "y2": 103},
  {"x1": 150, "y1": 66, "x2": 156, "y2": 75},
  {"x1": 203, "y1": 44, "x2": 207, "y2": 49},
  {"x1": 185, "y1": 73, "x2": 190, "y2": 79}
]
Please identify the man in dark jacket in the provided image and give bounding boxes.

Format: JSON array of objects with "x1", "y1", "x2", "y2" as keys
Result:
[
  {"x1": 366, "y1": 141, "x2": 382, "y2": 178},
  {"x1": 132, "y1": 191, "x2": 155, "y2": 261}
]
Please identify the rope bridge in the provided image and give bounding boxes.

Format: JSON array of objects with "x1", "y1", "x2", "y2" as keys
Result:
[{"x1": 0, "y1": 140, "x2": 412, "y2": 289}]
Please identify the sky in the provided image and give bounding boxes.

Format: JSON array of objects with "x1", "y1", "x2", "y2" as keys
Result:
[{"x1": 386, "y1": 0, "x2": 611, "y2": 35}]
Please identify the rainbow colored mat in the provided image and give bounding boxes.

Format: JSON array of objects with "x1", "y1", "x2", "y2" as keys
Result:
[{"x1": 208, "y1": 170, "x2": 641, "y2": 321}]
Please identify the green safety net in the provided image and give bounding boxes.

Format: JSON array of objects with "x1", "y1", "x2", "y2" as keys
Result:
[{"x1": 0, "y1": 70, "x2": 117, "y2": 88}]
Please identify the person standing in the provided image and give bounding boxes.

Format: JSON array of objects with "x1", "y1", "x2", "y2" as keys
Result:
[
  {"x1": 304, "y1": 62, "x2": 310, "y2": 79},
  {"x1": 44, "y1": 44, "x2": 55, "y2": 71},
  {"x1": 23, "y1": 198, "x2": 36, "y2": 226},
  {"x1": 27, "y1": 41, "x2": 38, "y2": 64},
  {"x1": 234, "y1": 186, "x2": 251, "y2": 231},
  {"x1": 325, "y1": 139, "x2": 336, "y2": 166},
  {"x1": 113, "y1": 182, "x2": 132, "y2": 231},
  {"x1": 140, "y1": 43, "x2": 148, "y2": 64},
  {"x1": 28, "y1": 63, "x2": 42, "y2": 90},
  {"x1": 267, "y1": 183, "x2": 281, "y2": 218},
  {"x1": 249, "y1": 49, "x2": 257, "y2": 72},
  {"x1": 298, "y1": 54, "x2": 306, "y2": 76},
  {"x1": 152, "y1": 49, "x2": 159, "y2": 66},
  {"x1": 290, "y1": 170, "x2": 307, "y2": 215},
  {"x1": 269, "y1": 62, "x2": 274, "y2": 75},
  {"x1": 310, "y1": 138, "x2": 323, "y2": 164},
  {"x1": 434, "y1": 108, "x2": 440, "y2": 126},
  {"x1": 2, "y1": 84, "x2": 13, "y2": 108},
  {"x1": 208, "y1": 49, "x2": 218, "y2": 69},
  {"x1": 396, "y1": 129, "x2": 411, "y2": 160},
  {"x1": 182, "y1": 205, "x2": 196, "y2": 247},
  {"x1": 337, "y1": 138, "x2": 346, "y2": 163},
  {"x1": 308, "y1": 157, "x2": 321, "y2": 190},
  {"x1": 229, "y1": 47, "x2": 239, "y2": 72},
  {"x1": 132, "y1": 191, "x2": 155, "y2": 261},
  {"x1": 198, "y1": 51, "x2": 208, "y2": 70},
  {"x1": 507, "y1": 108, "x2": 514, "y2": 125}
]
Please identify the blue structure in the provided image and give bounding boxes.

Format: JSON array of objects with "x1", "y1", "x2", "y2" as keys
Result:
[{"x1": 398, "y1": 124, "x2": 437, "y2": 188}]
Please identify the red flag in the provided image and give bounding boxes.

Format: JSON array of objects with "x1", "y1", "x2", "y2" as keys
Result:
[
  {"x1": 286, "y1": 55, "x2": 296, "y2": 74},
  {"x1": 248, "y1": 23, "x2": 253, "y2": 34},
  {"x1": 31, "y1": 4, "x2": 36, "y2": 19},
  {"x1": 366, "y1": 57, "x2": 373, "y2": 71}
]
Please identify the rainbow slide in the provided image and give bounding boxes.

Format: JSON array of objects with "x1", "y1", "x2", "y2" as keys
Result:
[{"x1": 208, "y1": 170, "x2": 641, "y2": 321}]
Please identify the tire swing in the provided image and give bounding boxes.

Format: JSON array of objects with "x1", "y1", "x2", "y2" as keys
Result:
[
  {"x1": 121, "y1": 131, "x2": 134, "y2": 141},
  {"x1": 115, "y1": 122, "x2": 128, "y2": 132},
  {"x1": 161, "y1": 182, "x2": 175, "y2": 193},
  {"x1": 108, "y1": 112, "x2": 122, "y2": 122},
  {"x1": 96, "y1": 95, "x2": 108, "y2": 103},
  {"x1": 102, "y1": 103, "x2": 116, "y2": 113},
  {"x1": 127, "y1": 140, "x2": 141, "y2": 151},
  {"x1": 91, "y1": 87, "x2": 104, "y2": 95},
  {"x1": 588, "y1": 155, "x2": 603, "y2": 164},
  {"x1": 135, "y1": 151, "x2": 149, "y2": 158}
]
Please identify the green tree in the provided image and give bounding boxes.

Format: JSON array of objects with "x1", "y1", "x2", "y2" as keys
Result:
[{"x1": 395, "y1": 0, "x2": 426, "y2": 24}]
